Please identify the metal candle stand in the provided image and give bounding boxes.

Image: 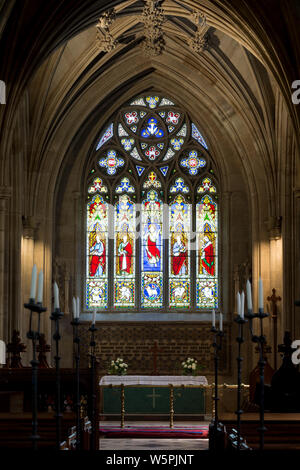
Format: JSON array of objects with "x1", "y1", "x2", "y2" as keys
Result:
[
  {"x1": 24, "y1": 299, "x2": 47, "y2": 451},
  {"x1": 71, "y1": 317, "x2": 81, "y2": 451},
  {"x1": 50, "y1": 307, "x2": 64, "y2": 451},
  {"x1": 209, "y1": 326, "x2": 225, "y2": 451},
  {"x1": 245, "y1": 308, "x2": 269, "y2": 451},
  {"x1": 88, "y1": 322, "x2": 98, "y2": 451},
  {"x1": 234, "y1": 315, "x2": 247, "y2": 451}
]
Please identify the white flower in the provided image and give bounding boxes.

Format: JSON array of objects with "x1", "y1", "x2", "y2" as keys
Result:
[
  {"x1": 188, "y1": 364, "x2": 192, "y2": 368},
  {"x1": 192, "y1": 363, "x2": 196, "y2": 370}
]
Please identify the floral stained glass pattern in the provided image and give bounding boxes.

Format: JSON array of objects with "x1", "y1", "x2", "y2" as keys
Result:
[
  {"x1": 141, "y1": 118, "x2": 164, "y2": 138},
  {"x1": 98, "y1": 150, "x2": 125, "y2": 175},
  {"x1": 197, "y1": 177, "x2": 217, "y2": 194},
  {"x1": 180, "y1": 151, "x2": 206, "y2": 175},
  {"x1": 170, "y1": 178, "x2": 189, "y2": 194},
  {"x1": 86, "y1": 195, "x2": 108, "y2": 308},
  {"x1": 114, "y1": 195, "x2": 136, "y2": 307},
  {"x1": 141, "y1": 190, "x2": 163, "y2": 308},
  {"x1": 115, "y1": 177, "x2": 135, "y2": 194},
  {"x1": 143, "y1": 172, "x2": 162, "y2": 189},
  {"x1": 146, "y1": 96, "x2": 160, "y2": 108},
  {"x1": 88, "y1": 177, "x2": 108, "y2": 194},
  {"x1": 169, "y1": 195, "x2": 191, "y2": 307}
]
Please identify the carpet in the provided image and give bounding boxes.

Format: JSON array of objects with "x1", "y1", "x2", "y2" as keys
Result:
[{"x1": 99, "y1": 425, "x2": 209, "y2": 439}]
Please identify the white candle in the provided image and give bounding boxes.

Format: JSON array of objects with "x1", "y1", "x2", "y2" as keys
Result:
[
  {"x1": 92, "y1": 307, "x2": 96, "y2": 325},
  {"x1": 54, "y1": 282, "x2": 59, "y2": 309},
  {"x1": 240, "y1": 290, "x2": 245, "y2": 319},
  {"x1": 72, "y1": 297, "x2": 77, "y2": 318},
  {"x1": 76, "y1": 297, "x2": 80, "y2": 319},
  {"x1": 219, "y1": 313, "x2": 223, "y2": 331},
  {"x1": 212, "y1": 309, "x2": 216, "y2": 328},
  {"x1": 30, "y1": 264, "x2": 37, "y2": 300},
  {"x1": 246, "y1": 279, "x2": 252, "y2": 311},
  {"x1": 37, "y1": 270, "x2": 43, "y2": 303},
  {"x1": 259, "y1": 277, "x2": 264, "y2": 311},
  {"x1": 237, "y1": 292, "x2": 241, "y2": 317}
]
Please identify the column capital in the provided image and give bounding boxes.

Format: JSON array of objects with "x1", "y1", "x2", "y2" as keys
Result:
[{"x1": 22, "y1": 215, "x2": 38, "y2": 240}]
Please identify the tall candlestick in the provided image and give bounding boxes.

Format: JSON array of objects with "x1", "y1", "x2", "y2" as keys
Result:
[
  {"x1": 219, "y1": 313, "x2": 223, "y2": 331},
  {"x1": 54, "y1": 282, "x2": 59, "y2": 309},
  {"x1": 37, "y1": 270, "x2": 43, "y2": 304},
  {"x1": 240, "y1": 291, "x2": 245, "y2": 319},
  {"x1": 237, "y1": 292, "x2": 241, "y2": 317},
  {"x1": 212, "y1": 309, "x2": 216, "y2": 328},
  {"x1": 92, "y1": 307, "x2": 96, "y2": 325},
  {"x1": 72, "y1": 297, "x2": 77, "y2": 318},
  {"x1": 30, "y1": 265, "x2": 37, "y2": 301},
  {"x1": 259, "y1": 277, "x2": 264, "y2": 311},
  {"x1": 246, "y1": 279, "x2": 252, "y2": 311}
]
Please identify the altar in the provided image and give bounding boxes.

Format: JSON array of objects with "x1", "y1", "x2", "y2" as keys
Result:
[{"x1": 100, "y1": 375, "x2": 208, "y2": 428}]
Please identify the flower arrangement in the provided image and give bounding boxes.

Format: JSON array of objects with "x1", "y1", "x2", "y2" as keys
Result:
[
  {"x1": 181, "y1": 357, "x2": 198, "y2": 375},
  {"x1": 108, "y1": 357, "x2": 128, "y2": 375}
]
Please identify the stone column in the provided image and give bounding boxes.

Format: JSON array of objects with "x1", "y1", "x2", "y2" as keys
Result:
[
  {"x1": 0, "y1": 187, "x2": 11, "y2": 342},
  {"x1": 21, "y1": 216, "x2": 38, "y2": 365}
]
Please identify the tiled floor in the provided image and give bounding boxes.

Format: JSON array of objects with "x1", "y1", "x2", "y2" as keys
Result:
[{"x1": 99, "y1": 420, "x2": 209, "y2": 450}]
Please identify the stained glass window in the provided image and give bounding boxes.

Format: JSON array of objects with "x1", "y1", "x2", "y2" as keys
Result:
[
  {"x1": 141, "y1": 190, "x2": 163, "y2": 308},
  {"x1": 169, "y1": 194, "x2": 191, "y2": 308},
  {"x1": 114, "y1": 194, "x2": 136, "y2": 307},
  {"x1": 86, "y1": 93, "x2": 218, "y2": 312},
  {"x1": 196, "y1": 187, "x2": 218, "y2": 309},
  {"x1": 86, "y1": 194, "x2": 108, "y2": 308}
]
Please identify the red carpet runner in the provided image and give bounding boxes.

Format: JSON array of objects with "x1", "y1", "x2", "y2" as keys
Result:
[{"x1": 99, "y1": 425, "x2": 209, "y2": 439}]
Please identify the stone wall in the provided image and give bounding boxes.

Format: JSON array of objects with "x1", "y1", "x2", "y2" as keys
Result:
[{"x1": 78, "y1": 323, "x2": 231, "y2": 377}]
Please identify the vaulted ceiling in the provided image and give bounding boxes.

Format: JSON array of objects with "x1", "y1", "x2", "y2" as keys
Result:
[{"x1": 0, "y1": 0, "x2": 299, "y2": 223}]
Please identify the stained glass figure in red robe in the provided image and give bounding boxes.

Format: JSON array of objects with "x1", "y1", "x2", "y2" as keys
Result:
[
  {"x1": 172, "y1": 233, "x2": 187, "y2": 275},
  {"x1": 89, "y1": 232, "x2": 106, "y2": 277},
  {"x1": 146, "y1": 224, "x2": 161, "y2": 267},
  {"x1": 201, "y1": 235, "x2": 214, "y2": 275},
  {"x1": 118, "y1": 233, "x2": 133, "y2": 274}
]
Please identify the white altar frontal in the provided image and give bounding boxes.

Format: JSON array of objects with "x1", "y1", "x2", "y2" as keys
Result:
[{"x1": 100, "y1": 375, "x2": 208, "y2": 427}]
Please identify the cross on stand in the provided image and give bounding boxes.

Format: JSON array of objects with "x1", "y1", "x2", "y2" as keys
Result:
[
  {"x1": 150, "y1": 341, "x2": 162, "y2": 375},
  {"x1": 267, "y1": 288, "x2": 281, "y2": 369},
  {"x1": 277, "y1": 331, "x2": 295, "y2": 363},
  {"x1": 7, "y1": 330, "x2": 26, "y2": 368},
  {"x1": 146, "y1": 388, "x2": 161, "y2": 409}
]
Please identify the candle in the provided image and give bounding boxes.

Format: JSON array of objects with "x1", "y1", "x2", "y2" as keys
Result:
[
  {"x1": 237, "y1": 292, "x2": 241, "y2": 317},
  {"x1": 72, "y1": 297, "x2": 77, "y2": 318},
  {"x1": 54, "y1": 282, "x2": 59, "y2": 309},
  {"x1": 30, "y1": 264, "x2": 37, "y2": 300},
  {"x1": 37, "y1": 270, "x2": 43, "y2": 304},
  {"x1": 246, "y1": 279, "x2": 252, "y2": 311},
  {"x1": 212, "y1": 309, "x2": 216, "y2": 328},
  {"x1": 240, "y1": 290, "x2": 245, "y2": 319},
  {"x1": 259, "y1": 277, "x2": 264, "y2": 311},
  {"x1": 219, "y1": 313, "x2": 223, "y2": 331},
  {"x1": 92, "y1": 307, "x2": 96, "y2": 325}
]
